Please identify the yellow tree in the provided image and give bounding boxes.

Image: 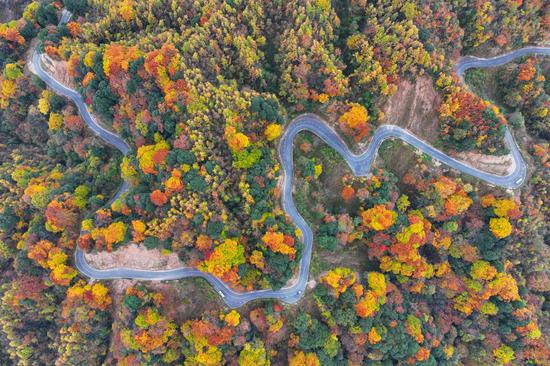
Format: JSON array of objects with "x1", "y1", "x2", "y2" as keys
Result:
[
  {"x1": 361, "y1": 205, "x2": 397, "y2": 231},
  {"x1": 339, "y1": 103, "x2": 369, "y2": 141},
  {"x1": 239, "y1": 341, "x2": 269, "y2": 366},
  {"x1": 321, "y1": 267, "x2": 356, "y2": 298},
  {"x1": 201, "y1": 239, "x2": 245, "y2": 278}
]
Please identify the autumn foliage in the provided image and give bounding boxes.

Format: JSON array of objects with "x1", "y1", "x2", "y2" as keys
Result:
[
  {"x1": 262, "y1": 230, "x2": 296, "y2": 260},
  {"x1": 321, "y1": 267, "x2": 356, "y2": 298},
  {"x1": 28, "y1": 240, "x2": 77, "y2": 286},
  {"x1": 66, "y1": 280, "x2": 112, "y2": 311},
  {"x1": 338, "y1": 103, "x2": 369, "y2": 141},
  {"x1": 355, "y1": 272, "x2": 387, "y2": 318},
  {"x1": 2, "y1": 2, "x2": 549, "y2": 365},
  {"x1": 200, "y1": 239, "x2": 245, "y2": 281},
  {"x1": 150, "y1": 189, "x2": 168, "y2": 206},
  {"x1": 482, "y1": 195, "x2": 519, "y2": 239},
  {"x1": 361, "y1": 204, "x2": 397, "y2": 231},
  {"x1": 341, "y1": 185, "x2": 355, "y2": 201}
]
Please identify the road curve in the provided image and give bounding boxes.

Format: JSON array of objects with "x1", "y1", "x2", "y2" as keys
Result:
[
  {"x1": 30, "y1": 13, "x2": 547, "y2": 308},
  {"x1": 454, "y1": 46, "x2": 550, "y2": 82}
]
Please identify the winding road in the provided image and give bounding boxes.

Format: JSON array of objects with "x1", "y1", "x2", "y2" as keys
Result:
[
  {"x1": 454, "y1": 46, "x2": 550, "y2": 82},
  {"x1": 30, "y1": 11, "x2": 549, "y2": 308}
]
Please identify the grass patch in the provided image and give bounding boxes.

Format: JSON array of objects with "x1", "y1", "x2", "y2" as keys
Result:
[{"x1": 377, "y1": 139, "x2": 418, "y2": 179}]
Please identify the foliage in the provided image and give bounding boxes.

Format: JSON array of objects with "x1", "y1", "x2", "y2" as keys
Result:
[
  {"x1": 338, "y1": 103, "x2": 369, "y2": 141},
  {"x1": 1, "y1": 0, "x2": 549, "y2": 364},
  {"x1": 361, "y1": 204, "x2": 397, "y2": 231}
]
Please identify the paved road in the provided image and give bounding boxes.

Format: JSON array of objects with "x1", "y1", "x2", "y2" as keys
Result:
[
  {"x1": 454, "y1": 46, "x2": 550, "y2": 82},
  {"x1": 30, "y1": 13, "x2": 548, "y2": 308}
]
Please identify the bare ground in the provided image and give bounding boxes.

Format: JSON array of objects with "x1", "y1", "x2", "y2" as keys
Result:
[
  {"x1": 0, "y1": 0, "x2": 30, "y2": 22},
  {"x1": 454, "y1": 151, "x2": 515, "y2": 175},
  {"x1": 85, "y1": 244, "x2": 183, "y2": 270},
  {"x1": 41, "y1": 54, "x2": 72, "y2": 86},
  {"x1": 382, "y1": 75, "x2": 441, "y2": 144}
]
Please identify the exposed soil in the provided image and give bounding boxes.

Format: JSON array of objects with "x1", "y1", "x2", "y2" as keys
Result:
[
  {"x1": 41, "y1": 54, "x2": 72, "y2": 86},
  {"x1": 0, "y1": 0, "x2": 30, "y2": 22},
  {"x1": 382, "y1": 75, "x2": 442, "y2": 144},
  {"x1": 454, "y1": 151, "x2": 514, "y2": 175},
  {"x1": 316, "y1": 243, "x2": 369, "y2": 274},
  {"x1": 85, "y1": 244, "x2": 183, "y2": 270}
]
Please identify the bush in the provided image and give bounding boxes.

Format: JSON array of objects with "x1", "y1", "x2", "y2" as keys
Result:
[{"x1": 63, "y1": 0, "x2": 88, "y2": 15}]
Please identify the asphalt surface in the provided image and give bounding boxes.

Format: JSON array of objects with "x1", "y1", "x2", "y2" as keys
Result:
[
  {"x1": 30, "y1": 13, "x2": 548, "y2": 308},
  {"x1": 454, "y1": 46, "x2": 550, "y2": 82}
]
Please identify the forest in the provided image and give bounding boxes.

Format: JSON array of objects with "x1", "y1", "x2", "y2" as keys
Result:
[{"x1": 0, "y1": 0, "x2": 549, "y2": 364}]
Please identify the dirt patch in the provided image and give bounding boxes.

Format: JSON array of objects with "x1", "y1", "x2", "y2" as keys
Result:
[
  {"x1": 454, "y1": 151, "x2": 515, "y2": 175},
  {"x1": 316, "y1": 243, "x2": 370, "y2": 274},
  {"x1": 306, "y1": 279, "x2": 317, "y2": 290},
  {"x1": 110, "y1": 278, "x2": 136, "y2": 295},
  {"x1": 382, "y1": 76, "x2": 442, "y2": 144},
  {"x1": 174, "y1": 279, "x2": 224, "y2": 319},
  {"x1": 85, "y1": 244, "x2": 183, "y2": 270},
  {"x1": 0, "y1": 0, "x2": 30, "y2": 22},
  {"x1": 41, "y1": 54, "x2": 72, "y2": 86}
]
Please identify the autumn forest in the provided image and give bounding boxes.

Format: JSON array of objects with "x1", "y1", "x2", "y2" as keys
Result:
[{"x1": 0, "y1": 0, "x2": 549, "y2": 365}]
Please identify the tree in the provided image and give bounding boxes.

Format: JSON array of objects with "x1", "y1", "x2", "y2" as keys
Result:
[
  {"x1": 35, "y1": 3, "x2": 57, "y2": 27},
  {"x1": 239, "y1": 341, "x2": 269, "y2": 366},
  {"x1": 264, "y1": 123, "x2": 282, "y2": 141},
  {"x1": 361, "y1": 205, "x2": 397, "y2": 231},
  {"x1": 493, "y1": 345, "x2": 515, "y2": 364},
  {"x1": 118, "y1": 0, "x2": 136, "y2": 22},
  {"x1": 226, "y1": 127, "x2": 250, "y2": 152},
  {"x1": 368, "y1": 327, "x2": 382, "y2": 344},
  {"x1": 63, "y1": 0, "x2": 88, "y2": 15},
  {"x1": 28, "y1": 240, "x2": 78, "y2": 286},
  {"x1": 57, "y1": 280, "x2": 111, "y2": 365},
  {"x1": 355, "y1": 290, "x2": 380, "y2": 318},
  {"x1": 262, "y1": 231, "x2": 296, "y2": 259},
  {"x1": 341, "y1": 186, "x2": 355, "y2": 201},
  {"x1": 165, "y1": 170, "x2": 183, "y2": 195},
  {"x1": 201, "y1": 239, "x2": 245, "y2": 278},
  {"x1": 45, "y1": 199, "x2": 78, "y2": 232},
  {"x1": 321, "y1": 267, "x2": 356, "y2": 297},
  {"x1": 137, "y1": 141, "x2": 170, "y2": 175},
  {"x1": 470, "y1": 260, "x2": 497, "y2": 281},
  {"x1": 150, "y1": 189, "x2": 168, "y2": 206},
  {"x1": 67, "y1": 281, "x2": 112, "y2": 310},
  {"x1": 3, "y1": 63, "x2": 23, "y2": 80},
  {"x1": 405, "y1": 315, "x2": 424, "y2": 343},
  {"x1": 339, "y1": 103, "x2": 369, "y2": 141},
  {"x1": 489, "y1": 217, "x2": 512, "y2": 239},
  {"x1": 289, "y1": 351, "x2": 320, "y2": 366},
  {"x1": 367, "y1": 272, "x2": 386, "y2": 297}
]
